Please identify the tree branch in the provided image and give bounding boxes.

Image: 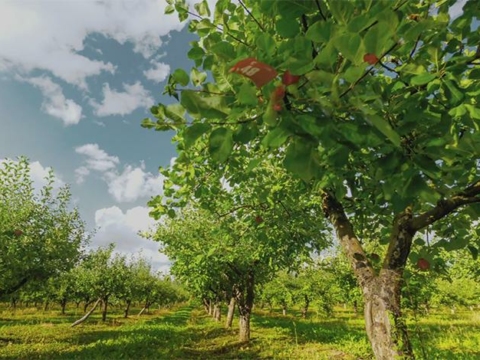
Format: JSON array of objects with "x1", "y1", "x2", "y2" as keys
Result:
[
  {"x1": 238, "y1": 0, "x2": 265, "y2": 32},
  {"x1": 321, "y1": 191, "x2": 375, "y2": 287},
  {"x1": 411, "y1": 181, "x2": 480, "y2": 231}
]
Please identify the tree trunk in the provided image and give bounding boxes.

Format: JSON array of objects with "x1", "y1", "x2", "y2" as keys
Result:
[
  {"x1": 214, "y1": 303, "x2": 221, "y2": 321},
  {"x1": 124, "y1": 300, "x2": 131, "y2": 318},
  {"x1": 363, "y1": 271, "x2": 413, "y2": 360},
  {"x1": 61, "y1": 299, "x2": 67, "y2": 315},
  {"x1": 44, "y1": 301, "x2": 49, "y2": 311},
  {"x1": 353, "y1": 300, "x2": 358, "y2": 315},
  {"x1": 282, "y1": 303, "x2": 287, "y2": 316},
  {"x1": 225, "y1": 297, "x2": 236, "y2": 329},
  {"x1": 322, "y1": 192, "x2": 415, "y2": 359},
  {"x1": 236, "y1": 271, "x2": 255, "y2": 343},
  {"x1": 208, "y1": 300, "x2": 213, "y2": 316},
  {"x1": 203, "y1": 298, "x2": 209, "y2": 313},
  {"x1": 71, "y1": 298, "x2": 102, "y2": 327},
  {"x1": 301, "y1": 295, "x2": 309, "y2": 318},
  {"x1": 101, "y1": 296, "x2": 108, "y2": 322}
]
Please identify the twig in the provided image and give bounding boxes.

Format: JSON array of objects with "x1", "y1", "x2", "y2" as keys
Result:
[
  {"x1": 238, "y1": 0, "x2": 265, "y2": 32},
  {"x1": 314, "y1": 0, "x2": 327, "y2": 21}
]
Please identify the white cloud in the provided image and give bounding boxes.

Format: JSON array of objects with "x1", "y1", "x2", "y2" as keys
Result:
[
  {"x1": 19, "y1": 76, "x2": 83, "y2": 125},
  {"x1": 105, "y1": 164, "x2": 164, "y2": 203},
  {"x1": 91, "y1": 82, "x2": 154, "y2": 117},
  {"x1": 143, "y1": 61, "x2": 170, "y2": 83},
  {"x1": 93, "y1": 205, "x2": 170, "y2": 271},
  {"x1": 75, "y1": 144, "x2": 165, "y2": 202},
  {"x1": 0, "y1": 0, "x2": 185, "y2": 88},
  {"x1": 74, "y1": 166, "x2": 90, "y2": 184},
  {"x1": 75, "y1": 143, "x2": 120, "y2": 172}
]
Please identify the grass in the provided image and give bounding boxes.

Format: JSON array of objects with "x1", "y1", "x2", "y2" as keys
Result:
[{"x1": 1, "y1": 304, "x2": 479, "y2": 359}]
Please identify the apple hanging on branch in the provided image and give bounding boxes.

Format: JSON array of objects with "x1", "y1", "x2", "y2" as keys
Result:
[{"x1": 416, "y1": 258, "x2": 430, "y2": 271}]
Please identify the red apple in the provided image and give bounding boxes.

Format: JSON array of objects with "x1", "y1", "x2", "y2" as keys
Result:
[
  {"x1": 255, "y1": 216, "x2": 263, "y2": 224},
  {"x1": 417, "y1": 258, "x2": 430, "y2": 271},
  {"x1": 282, "y1": 70, "x2": 300, "y2": 86},
  {"x1": 272, "y1": 103, "x2": 282, "y2": 112},
  {"x1": 363, "y1": 53, "x2": 379, "y2": 65},
  {"x1": 13, "y1": 229, "x2": 23, "y2": 237}
]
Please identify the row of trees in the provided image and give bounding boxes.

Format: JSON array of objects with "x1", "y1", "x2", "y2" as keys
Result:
[
  {"x1": 146, "y1": 0, "x2": 480, "y2": 358},
  {"x1": 1, "y1": 157, "x2": 187, "y2": 324}
]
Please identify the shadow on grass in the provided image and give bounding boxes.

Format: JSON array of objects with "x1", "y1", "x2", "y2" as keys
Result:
[{"x1": 2, "y1": 306, "x2": 261, "y2": 360}]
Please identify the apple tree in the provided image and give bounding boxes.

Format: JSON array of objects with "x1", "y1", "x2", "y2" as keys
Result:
[
  {"x1": 147, "y1": 0, "x2": 480, "y2": 357},
  {"x1": 0, "y1": 157, "x2": 87, "y2": 298}
]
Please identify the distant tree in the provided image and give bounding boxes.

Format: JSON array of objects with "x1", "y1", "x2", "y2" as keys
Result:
[{"x1": 0, "y1": 157, "x2": 87, "y2": 298}]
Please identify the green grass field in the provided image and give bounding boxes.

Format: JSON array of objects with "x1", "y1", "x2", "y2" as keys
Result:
[{"x1": 1, "y1": 304, "x2": 479, "y2": 359}]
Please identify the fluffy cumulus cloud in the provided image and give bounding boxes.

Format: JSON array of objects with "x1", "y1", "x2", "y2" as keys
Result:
[
  {"x1": 75, "y1": 144, "x2": 120, "y2": 172},
  {"x1": 0, "y1": 0, "x2": 185, "y2": 88},
  {"x1": 75, "y1": 143, "x2": 164, "y2": 202},
  {"x1": 90, "y1": 82, "x2": 155, "y2": 117},
  {"x1": 19, "y1": 76, "x2": 83, "y2": 125},
  {"x1": 93, "y1": 206, "x2": 169, "y2": 271},
  {"x1": 143, "y1": 61, "x2": 170, "y2": 83},
  {"x1": 105, "y1": 164, "x2": 164, "y2": 203}
]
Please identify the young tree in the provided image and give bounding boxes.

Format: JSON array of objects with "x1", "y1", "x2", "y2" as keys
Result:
[
  {"x1": 0, "y1": 157, "x2": 87, "y2": 297},
  {"x1": 148, "y1": 1, "x2": 480, "y2": 358}
]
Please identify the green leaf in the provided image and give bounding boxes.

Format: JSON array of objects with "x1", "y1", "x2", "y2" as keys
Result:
[
  {"x1": 180, "y1": 90, "x2": 230, "y2": 119},
  {"x1": 442, "y1": 79, "x2": 464, "y2": 106},
  {"x1": 208, "y1": 128, "x2": 234, "y2": 162},
  {"x1": 190, "y1": 68, "x2": 207, "y2": 86},
  {"x1": 172, "y1": 69, "x2": 189, "y2": 86},
  {"x1": 165, "y1": 4, "x2": 175, "y2": 14},
  {"x1": 305, "y1": 21, "x2": 333, "y2": 43},
  {"x1": 283, "y1": 140, "x2": 320, "y2": 181},
  {"x1": 238, "y1": 83, "x2": 258, "y2": 106},
  {"x1": 411, "y1": 73, "x2": 436, "y2": 86},
  {"x1": 210, "y1": 41, "x2": 235, "y2": 60},
  {"x1": 467, "y1": 245, "x2": 479, "y2": 260},
  {"x1": 261, "y1": 127, "x2": 290, "y2": 148},
  {"x1": 276, "y1": 17, "x2": 300, "y2": 38},
  {"x1": 184, "y1": 123, "x2": 211, "y2": 149},
  {"x1": 334, "y1": 33, "x2": 364, "y2": 64},
  {"x1": 367, "y1": 114, "x2": 402, "y2": 147}
]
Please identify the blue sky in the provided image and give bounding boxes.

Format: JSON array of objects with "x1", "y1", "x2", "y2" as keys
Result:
[
  {"x1": 0, "y1": 0, "x2": 215, "y2": 271},
  {"x1": 0, "y1": 0, "x2": 470, "y2": 271}
]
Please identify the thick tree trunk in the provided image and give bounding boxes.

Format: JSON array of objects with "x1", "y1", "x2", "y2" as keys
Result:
[
  {"x1": 101, "y1": 296, "x2": 109, "y2": 322},
  {"x1": 363, "y1": 271, "x2": 413, "y2": 360},
  {"x1": 225, "y1": 297, "x2": 236, "y2": 329},
  {"x1": 71, "y1": 298, "x2": 102, "y2": 327},
  {"x1": 236, "y1": 271, "x2": 255, "y2": 342},
  {"x1": 322, "y1": 192, "x2": 415, "y2": 359},
  {"x1": 43, "y1": 301, "x2": 49, "y2": 311},
  {"x1": 124, "y1": 300, "x2": 131, "y2": 318}
]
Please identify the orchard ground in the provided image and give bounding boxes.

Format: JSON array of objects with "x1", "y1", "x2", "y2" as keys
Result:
[{"x1": 1, "y1": 303, "x2": 479, "y2": 359}]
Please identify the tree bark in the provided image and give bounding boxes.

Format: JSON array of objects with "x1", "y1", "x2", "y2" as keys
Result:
[
  {"x1": 363, "y1": 271, "x2": 412, "y2": 359},
  {"x1": 322, "y1": 192, "x2": 415, "y2": 359},
  {"x1": 225, "y1": 296, "x2": 236, "y2": 329},
  {"x1": 214, "y1": 303, "x2": 221, "y2": 321},
  {"x1": 236, "y1": 271, "x2": 255, "y2": 342},
  {"x1": 208, "y1": 300, "x2": 213, "y2": 316},
  {"x1": 301, "y1": 295, "x2": 309, "y2": 318},
  {"x1": 124, "y1": 300, "x2": 131, "y2": 318},
  {"x1": 43, "y1": 301, "x2": 49, "y2": 311},
  {"x1": 61, "y1": 299, "x2": 67, "y2": 315},
  {"x1": 282, "y1": 303, "x2": 287, "y2": 316},
  {"x1": 101, "y1": 296, "x2": 109, "y2": 322},
  {"x1": 71, "y1": 298, "x2": 102, "y2": 327}
]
